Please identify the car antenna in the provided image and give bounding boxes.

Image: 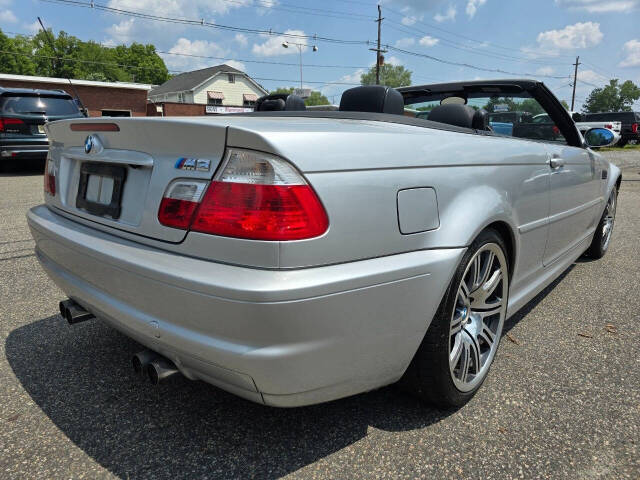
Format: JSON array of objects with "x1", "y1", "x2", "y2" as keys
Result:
[{"x1": 36, "y1": 17, "x2": 88, "y2": 117}]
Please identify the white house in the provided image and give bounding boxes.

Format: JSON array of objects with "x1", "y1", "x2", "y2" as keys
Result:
[{"x1": 148, "y1": 64, "x2": 268, "y2": 113}]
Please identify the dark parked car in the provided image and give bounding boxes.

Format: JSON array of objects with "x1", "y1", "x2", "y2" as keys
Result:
[
  {"x1": 584, "y1": 111, "x2": 639, "y2": 147},
  {"x1": 0, "y1": 87, "x2": 84, "y2": 169},
  {"x1": 489, "y1": 111, "x2": 560, "y2": 141}
]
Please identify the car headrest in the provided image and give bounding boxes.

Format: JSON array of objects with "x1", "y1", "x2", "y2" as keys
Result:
[
  {"x1": 339, "y1": 85, "x2": 404, "y2": 115},
  {"x1": 285, "y1": 94, "x2": 306, "y2": 111},
  {"x1": 427, "y1": 104, "x2": 489, "y2": 130},
  {"x1": 255, "y1": 93, "x2": 307, "y2": 111}
]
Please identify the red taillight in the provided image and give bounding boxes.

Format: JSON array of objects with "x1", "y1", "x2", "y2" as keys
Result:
[
  {"x1": 158, "y1": 180, "x2": 207, "y2": 229},
  {"x1": 552, "y1": 125, "x2": 560, "y2": 136},
  {"x1": 0, "y1": 117, "x2": 25, "y2": 133},
  {"x1": 158, "y1": 148, "x2": 329, "y2": 241},
  {"x1": 44, "y1": 157, "x2": 56, "y2": 196},
  {"x1": 604, "y1": 123, "x2": 613, "y2": 130},
  {"x1": 192, "y1": 181, "x2": 328, "y2": 240},
  {"x1": 633, "y1": 123, "x2": 638, "y2": 134},
  {"x1": 158, "y1": 198, "x2": 199, "y2": 229}
]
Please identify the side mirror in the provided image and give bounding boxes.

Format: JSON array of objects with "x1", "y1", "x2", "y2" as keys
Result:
[{"x1": 584, "y1": 128, "x2": 615, "y2": 148}]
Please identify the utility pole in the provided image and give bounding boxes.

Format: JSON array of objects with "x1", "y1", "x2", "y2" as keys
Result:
[
  {"x1": 369, "y1": 5, "x2": 386, "y2": 85},
  {"x1": 571, "y1": 56, "x2": 580, "y2": 111}
]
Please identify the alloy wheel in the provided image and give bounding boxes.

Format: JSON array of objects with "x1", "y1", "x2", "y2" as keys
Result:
[
  {"x1": 601, "y1": 190, "x2": 616, "y2": 251},
  {"x1": 449, "y1": 243, "x2": 508, "y2": 392}
]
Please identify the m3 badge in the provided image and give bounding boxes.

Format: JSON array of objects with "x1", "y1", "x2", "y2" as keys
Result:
[{"x1": 175, "y1": 157, "x2": 211, "y2": 172}]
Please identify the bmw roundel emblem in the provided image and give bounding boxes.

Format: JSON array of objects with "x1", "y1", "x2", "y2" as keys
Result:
[{"x1": 84, "y1": 135, "x2": 94, "y2": 154}]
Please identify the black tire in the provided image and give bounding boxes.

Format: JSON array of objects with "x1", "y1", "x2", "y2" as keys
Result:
[
  {"x1": 616, "y1": 140, "x2": 628, "y2": 148},
  {"x1": 585, "y1": 186, "x2": 617, "y2": 259},
  {"x1": 400, "y1": 228, "x2": 509, "y2": 408}
]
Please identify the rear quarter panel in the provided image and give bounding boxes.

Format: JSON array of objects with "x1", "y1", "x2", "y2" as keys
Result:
[{"x1": 229, "y1": 123, "x2": 551, "y2": 288}]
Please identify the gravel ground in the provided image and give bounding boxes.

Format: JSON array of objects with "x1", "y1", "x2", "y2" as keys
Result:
[{"x1": 1, "y1": 153, "x2": 639, "y2": 480}]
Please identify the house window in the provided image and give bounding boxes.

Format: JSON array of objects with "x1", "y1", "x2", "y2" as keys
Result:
[
  {"x1": 243, "y1": 93, "x2": 258, "y2": 108},
  {"x1": 228, "y1": 74, "x2": 235, "y2": 83},
  {"x1": 207, "y1": 91, "x2": 224, "y2": 105}
]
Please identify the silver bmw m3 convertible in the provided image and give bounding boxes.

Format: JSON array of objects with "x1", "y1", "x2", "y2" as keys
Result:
[{"x1": 28, "y1": 80, "x2": 620, "y2": 407}]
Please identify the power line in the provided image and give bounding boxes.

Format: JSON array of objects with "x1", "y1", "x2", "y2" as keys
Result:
[
  {"x1": 157, "y1": 50, "x2": 370, "y2": 70},
  {"x1": 40, "y1": 0, "x2": 372, "y2": 45},
  {"x1": 384, "y1": 21, "x2": 569, "y2": 67},
  {"x1": 219, "y1": 0, "x2": 376, "y2": 21},
  {"x1": 381, "y1": 4, "x2": 576, "y2": 60},
  {"x1": 33, "y1": 0, "x2": 574, "y2": 81},
  {"x1": 0, "y1": 48, "x2": 175, "y2": 73},
  {"x1": 0, "y1": 49, "x2": 362, "y2": 86},
  {"x1": 581, "y1": 60, "x2": 617, "y2": 81},
  {"x1": 386, "y1": 45, "x2": 571, "y2": 80},
  {"x1": 4, "y1": 29, "x2": 372, "y2": 70}
]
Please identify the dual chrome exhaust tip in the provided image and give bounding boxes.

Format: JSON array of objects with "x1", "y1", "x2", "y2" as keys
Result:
[
  {"x1": 132, "y1": 350, "x2": 179, "y2": 385},
  {"x1": 60, "y1": 298, "x2": 179, "y2": 385}
]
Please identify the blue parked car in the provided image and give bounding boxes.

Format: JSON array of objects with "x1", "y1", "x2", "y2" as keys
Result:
[{"x1": 488, "y1": 111, "x2": 532, "y2": 136}]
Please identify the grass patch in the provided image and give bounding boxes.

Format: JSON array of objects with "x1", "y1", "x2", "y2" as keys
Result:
[{"x1": 599, "y1": 143, "x2": 640, "y2": 152}]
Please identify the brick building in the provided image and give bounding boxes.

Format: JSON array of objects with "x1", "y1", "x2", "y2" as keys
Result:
[{"x1": 0, "y1": 73, "x2": 153, "y2": 117}]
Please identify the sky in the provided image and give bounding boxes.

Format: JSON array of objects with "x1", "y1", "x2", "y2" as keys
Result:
[{"x1": 1, "y1": 0, "x2": 639, "y2": 109}]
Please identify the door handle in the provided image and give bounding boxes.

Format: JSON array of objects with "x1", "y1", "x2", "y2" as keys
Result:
[{"x1": 549, "y1": 157, "x2": 564, "y2": 169}]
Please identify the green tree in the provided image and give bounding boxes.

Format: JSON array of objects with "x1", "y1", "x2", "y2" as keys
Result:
[
  {"x1": 560, "y1": 100, "x2": 570, "y2": 110},
  {"x1": 0, "y1": 31, "x2": 36, "y2": 75},
  {"x1": 304, "y1": 91, "x2": 329, "y2": 106},
  {"x1": 270, "y1": 87, "x2": 295, "y2": 95},
  {"x1": 360, "y1": 64, "x2": 412, "y2": 88},
  {"x1": 31, "y1": 29, "x2": 82, "y2": 79},
  {"x1": 0, "y1": 28, "x2": 169, "y2": 85},
  {"x1": 518, "y1": 98, "x2": 545, "y2": 116},
  {"x1": 113, "y1": 43, "x2": 168, "y2": 84},
  {"x1": 582, "y1": 79, "x2": 640, "y2": 113},
  {"x1": 269, "y1": 88, "x2": 329, "y2": 106}
]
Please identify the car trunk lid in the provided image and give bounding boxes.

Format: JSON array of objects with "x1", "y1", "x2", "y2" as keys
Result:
[{"x1": 45, "y1": 117, "x2": 228, "y2": 243}]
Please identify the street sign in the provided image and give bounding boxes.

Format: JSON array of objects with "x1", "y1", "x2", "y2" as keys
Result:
[
  {"x1": 294, "y1": 88, "x2": 312, "y2": 99},
  {"x1": 205, "y1": 106, "x2": 254, "y2": 114}
]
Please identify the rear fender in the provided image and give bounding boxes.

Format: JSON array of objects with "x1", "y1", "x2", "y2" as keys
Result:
[
  {"x1": 441, "y1": 185, "x2": 519, "y2": 274},
  {"x1": 605, "y1": 163, "x2": 621, "y2": 198}
]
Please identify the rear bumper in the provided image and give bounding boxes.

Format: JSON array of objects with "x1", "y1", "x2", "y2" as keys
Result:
[
  {"x1": 28, "y1": 205, "x2": 464, "y2": 406},
  {"x1": 0, "y1": 140, "x2": 49, "y2": 160}
]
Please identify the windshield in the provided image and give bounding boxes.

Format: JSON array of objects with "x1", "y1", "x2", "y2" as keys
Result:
[{"x1": 0, "y1": 95, "x2": 81, "y2": 116}]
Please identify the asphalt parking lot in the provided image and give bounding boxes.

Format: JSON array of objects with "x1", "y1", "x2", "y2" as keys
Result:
[{"x1": 1, "y1": 153, "x2": 639, "y2": 480}]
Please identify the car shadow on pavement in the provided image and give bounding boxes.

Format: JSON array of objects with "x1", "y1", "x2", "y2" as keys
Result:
[
  {"x1": 5, "y1": 263, "x2": 577, "y2": 479},
  {"x1": 5, "y1": 315, "x2": 456, "y2": 479},
  {"x1": 0, "y1": 160, "x2": 45, "y2": 176},
  {"x1": 502, "y1": 264, "x2": 575, "y2": 334}
]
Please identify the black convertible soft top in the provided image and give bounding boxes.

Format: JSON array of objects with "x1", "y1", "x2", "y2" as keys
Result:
[
  {"x1": 224, "y1": 110, "x2": 476, "y2": 135},
  {"x1": 228, "y1": 79, "x2": 583, "y2": 147}
]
